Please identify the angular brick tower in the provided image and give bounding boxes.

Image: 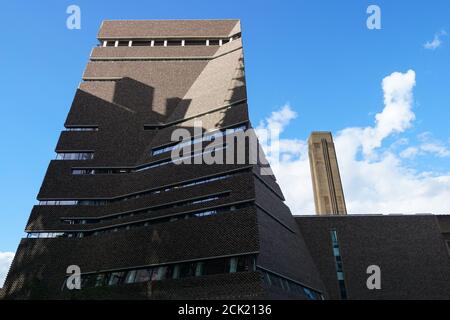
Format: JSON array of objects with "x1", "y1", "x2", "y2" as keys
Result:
[{"x1": 3, "y1": 20, "x2": 325, "y2": 299}]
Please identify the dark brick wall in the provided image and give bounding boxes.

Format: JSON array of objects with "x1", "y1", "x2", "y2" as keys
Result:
[
  {"x1": 3, "y1": 20, "x2": 325, "y2": 300},
  {"x1": 4, "y1": 208, "x2": 260, "y2": 299},
  {"x1": 296, "y1": 215, "x2": 450, "y2": 299},
  {"x1": 256, "y1": 209, "x2": 325, "y2": 293},
  {"x1": 28, "y1": 170, "x2": 254, "y2": 230}
]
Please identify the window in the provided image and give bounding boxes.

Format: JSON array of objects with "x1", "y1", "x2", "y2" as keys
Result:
[
  {"x1": 132, "y1": 40, "x2": 151, "y2": 46},
  {"x1": 62, "y1": 255, "x2": 256, "y2": 291},
  {"x1": 94, "y1": 274, "x2": 108, "y2": 287},
  {"x1": 209, "y1": 39, "x2": 220, "y2": 46},
  {"x1": 184, "y1": 39, "x2": 206, "y2": 46},
  {"x1": 117, "y1": 40, "x2": 129, "y2": 47},
  {"x1": 152, "y1": 266, "x2": 169, "y2": 281},
  {"x1": 135, "y1": 269, "x2": 152, "y2": 283},
  {"x1": 153, "y1": 40, "x2": 165, "y2": 46},
  {"x1": 179, "y1": 262, "x2": 196, "y2": 278},
  {"x1": 236, "y1": 256, "x2": 254, "y2": 272},
  {"x1": 124, "y1": 270, "x2": 137, "y2": 284},
  {"x1": 105, "y1": 41, "x2": 115, "y2": 47},
  {"x1": 108, "y1": 272, "x2": 125, "y2": 286},
  {"x1": 56, "y1": 152, "x2": 94, "y2": 160},
  {"x1": 202, "y1": 259, "x2": 228, "y2": 276},
  {"x1": 259, "y1": 268, "x2": 323, "y2": 300},
  {"x1": 65, "y1": 126, "x2": 98, "y2": 131},
  {"x1": 167, "y1": 40, "x2": 182, "y2": 46},
  {"x1": 330, "y1": 229, "x2": 347, "y2": 299},
  {"x1": 152, "y1": 124, "x2": 246, "y2": 156}
]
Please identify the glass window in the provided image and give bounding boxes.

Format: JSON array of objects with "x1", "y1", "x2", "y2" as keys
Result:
[
  {"x1": 195, "y1": 262, "x2": 204, "y2": 276},
  {"x1": 124, "y1": 270, "x2": 137, "y2": 284},
  {"x1": 135, "y1": 268, "x2": 152, "y2": 283},
  {"x1": 203, "y1": 259, "x2": 227, "y2": 276},
  {"x1": 152, "y1": 266, "x2": 167, "y2": 281},
  {"x1": 179, "y1": 262, "x2": 196, "y2": 278},
  {"x1": 132, "y1": 40, "x2": 151, "y2": 46},
  {"x1": 167, "y1": 40, "x2": 182, "y2": 46},
  {"x1": 108, "y1": 272, "x2": 125, "y2": 286},
  {"x1": 236, "y1": 256, "x2": 253, "y2": 272},
  {"x1": 229, "y1": 258, "x2": 238, "y2": 273},
  {"x1": 94, "y1": 274, "x2": 108, "y2": 287},
  {"x1": 184, "y1": 39, "x2": 206, "y2": 46},
  {"x1": 172, "y1": 265, "x2": 180, "y2": 279},
  {"x1": 303, "y1": 287, "x2": 319, "y2": 300}
]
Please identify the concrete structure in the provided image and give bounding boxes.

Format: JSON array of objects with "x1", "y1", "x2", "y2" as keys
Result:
[{"x1": 308, "y1": 132, "x2": 347, "y2": 215}]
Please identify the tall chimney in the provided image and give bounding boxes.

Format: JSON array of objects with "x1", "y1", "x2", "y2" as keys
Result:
[{"x1": 308, "y1": 132, "x2": 347, "y2": 215}]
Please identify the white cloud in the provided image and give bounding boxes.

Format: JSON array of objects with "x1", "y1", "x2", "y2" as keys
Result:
[
  {"x1": 258, "y1": 70, "x2": 450, "y2": 215},
  {"x1": 424, "y1": 30, "x2": 447, "y2": 50},
  {"x1": 400, "y1": 146, "x2": 419, "y2": 159},
  {"x1": 420, "y1": 143, "x2": 450, "y2": 157},
  {"x1": 400, "y1": 135, "x2": 450, "y2": 159},
  {"x1": 0, "y1": 251, "x2": 14, "y2": 288}
]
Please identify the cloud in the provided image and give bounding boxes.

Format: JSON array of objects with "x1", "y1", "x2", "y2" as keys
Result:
[
  {"x1": 258, "y1": 70, "x2": 450, "y2": 215},
  {"x1": 400, "y1": 146, "x2": 419, "y2": 159},
  {"x1": 0, "y1": 251, "x2": 14, "y2": 288},
  {"x1": 424, "y1": 30, "x2": 447, "y2": 50},
  {"x1": 400, "y1": 135, "x2": 450, "y2": 159}
]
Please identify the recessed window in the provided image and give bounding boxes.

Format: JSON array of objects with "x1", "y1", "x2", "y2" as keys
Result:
[
  {"x1": 105, "y1": 41, "x2": 115, "y2": 47},
  {"x1": 65, "y1": 126, "x2": 98, "y2": 132},
  {"x1": 167, "y1": 40, "x2": 182, "y2": 46},
  {"x1": 153, "y1": 40, "x2": 165, "y2": 46},
  {"x1": 56, "y1": 152, "x2": 94, "y2": 160},
  {"x1": 108, "y1": 272, "x2": 125, "y2": 286},
  {"x1": 124, "y1": 270, "x2": 137, "y2": 284},
  {"x1": 209, "y1": 39, "x2": 220, "y2": 46},
  {"x1": 135, "y1": 269, "x2": 152, "y2": 283},
  {"x1": 132, "y1": 40, "x2": 151, "y2": 46},
  {"x1": 117, "y1": 40, "x2": 129, "y2": 47},
  {"x1": 184, "y1": 39, "x2": 206, "y2": 46}
]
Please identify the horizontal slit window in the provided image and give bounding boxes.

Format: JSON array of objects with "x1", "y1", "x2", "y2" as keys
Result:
[
  {"x1": 184, "y1": 39, "x2": 206, "y2": 46},
  {"x1": 167, "y1": 40, "x2": 182, "y2": 46},
  {"x1": 131, "y1": 40, "x2": 151, "y2": 46},
  {"x1": 56, "y1": 152, "x2": 94, "y2": 160}
]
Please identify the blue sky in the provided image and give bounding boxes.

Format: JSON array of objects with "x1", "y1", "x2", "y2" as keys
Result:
[{"x1": 0, "y1": 0, "x2": 449, "y2": 257}]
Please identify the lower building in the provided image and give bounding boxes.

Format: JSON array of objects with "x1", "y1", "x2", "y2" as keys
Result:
[{"x1": 295, "y1": 214, "x2": 450, "y2": 299}]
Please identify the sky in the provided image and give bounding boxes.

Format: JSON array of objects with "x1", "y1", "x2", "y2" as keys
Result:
[{"x1": 0, "y1": 0, "x2": 449, "y2": 286}]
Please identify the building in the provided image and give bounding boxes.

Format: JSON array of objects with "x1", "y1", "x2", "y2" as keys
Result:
[
  {"x1": 295, "y1": 214, "x2": 450, "y2": 299},
  {"x1": 3, "y1": 19, "x2": 450, "y2": 301},
  {"x1": 2, "y1": 20, "x2": 325, "y2": 300},
  {"x1": 308, "y1": 132, "x2": 347, "y2": 215}
]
